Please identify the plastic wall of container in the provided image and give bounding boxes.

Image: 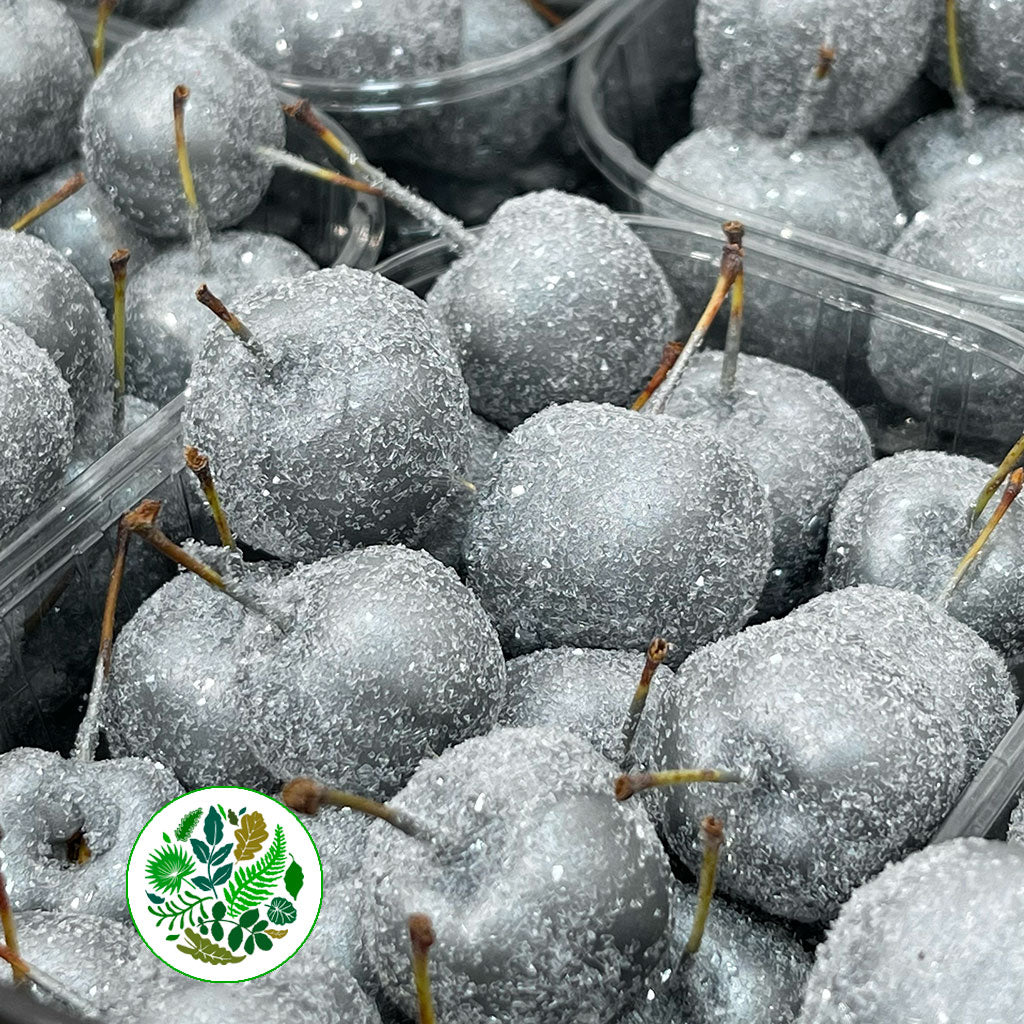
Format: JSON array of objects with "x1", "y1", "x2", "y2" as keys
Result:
[
  {"x1": 568, "y1": 0, "x2": 1024, "y2": 331},
  {"x1": 376, "y1": 212, "x2": 1024, "y2": 842}
]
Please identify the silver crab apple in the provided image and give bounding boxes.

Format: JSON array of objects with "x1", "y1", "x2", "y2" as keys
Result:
[
  {"x1": 0, "y1": 318, "x2": 75, "y2": 541},
  {"x1": 659, "y1": 350, "x2": 873, "y2": 618},
  {"x1": 0, "y1": 230, "x2": 112, "y2": 447},
  {"x1": 428, "y1": 190, "x2": 679, "y2": 429},
  {"x1": 647, "y1": 584, "x2": 1016, "y2": 923},
  {"x1": 796, "y1": 838, "x2": 1024, "y2": 1024},
  {"x1": 5, "y1": 160, "x2": 162, "y2": 313},
  {"x1": 0, "y1": 747, "x2": 181, "y2": 920},
  {"x1": 125, "y1": 231, "x2": 315, "y2": 406},
  {"x1": 0, "y1": 0, "x2": 92, "y2": 186},
  {"x1": 81, "y1": 28, "x2": 284, "y2": 239},
  {"x1": 183, "y1": 266, "x2": 471, "y2": 561},
  {"x1": 695, "y1": 0, "x2": 932, "y2": 136},
  {"x1": 361, "y1": 726, "x2": 674, "y2": 1024},
  {"x1": 462, "y1": 401, "x2": 772, "y2": 661},
  {"x1": 627, "y1": 882, "x2": 812, "y2": 1024},
  {"x1": 499, "y1": 647, "x2": 674, "y2": 765},
  {"x1": 825, "y1": 449, "x2": 1024, "y2": 663},
  {"x1": 236, "y1": 545, "x2": 507, "y2": 799}
]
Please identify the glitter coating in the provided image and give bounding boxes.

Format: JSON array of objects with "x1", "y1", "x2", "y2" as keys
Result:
[
  {"x1": 0, "y1": 0, "x2": 92, "y2": 186},
  {"x1": 0, "y1": 318, "x2": 74, "y2": 542},
  {"x1": 1009, "y1": 795, "x2": 1024, "y2": 845},
  {"x1": 429, "y1": 191, "x2": 679, "y2": 428},
  {"x1": 81, "y1": 29, "x2": 285, "y2": 239},
  {"x1": 184, "y1": 266, "x2": 471, "y2": 561},
  {"x1": 649, "y1": 585, "x2": 1016, "y2": 922},
  {"x1": 361, "y1": 726, "x2": 674, "y2": 1024},
  {"x1": 125, "y1": 230, "x2": 315, "y2": 406},
  {"x1": 661, "y1": 351, "x2": 873, "y2": 618},
  {"x1": 463, "y1": 402, "x2": 772, "y2": 659},
  {"x1": 64, "y1": 0, "x2": 187, "y2": 22},
  {"x1": 797, "y1": 839, "x2": 1024, "y2": 1023},
  {"x1": 825, "y1": 450, "x2": 1024, "y2": 662},
  {"x1": 695, "y1": 0, "x2": 932, "y2": 136}
]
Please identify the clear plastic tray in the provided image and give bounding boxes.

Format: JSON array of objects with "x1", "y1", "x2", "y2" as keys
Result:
[
  {"x1": 376, "y1": 212, "x2": 1024, "y2": 842},
  {"x1": 569, "y1": 0, "x2": 1024, "y2": 329}
]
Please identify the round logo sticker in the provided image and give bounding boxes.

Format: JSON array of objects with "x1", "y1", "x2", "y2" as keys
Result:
[{"x1": 126, "y1": 786, "x2": 323, "y2": 983}]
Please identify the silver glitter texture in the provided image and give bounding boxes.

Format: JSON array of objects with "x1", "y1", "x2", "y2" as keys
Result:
[
  {"x1": 661, "y1": 351, "x2": 872, "y2": 618},
  {"x1": 421, "y1": 413, "x2": 506, "y2": 569},
  {"x1": 867, "y1": 180, "x2": 1024, "y2": 442},
  {"x1": 63, "y1": 0, "x2": 188, "y2": 24},
  {"x1": 227, "y1": 0, "x2": 463, "y2": 79},
  {"x1": 0, "y1": 230, "x2": 112, "y2": 445},
  {"x1": 0, "y1": 318, "x2": 74, "y2": 541},
  {"x1": 0, "y1": 746, "x2": 182, "y2": 919},
  {"x1": 627, "y1": 883, "x2": 811, "y2": 1024},
  {"x1": 463, "y1": 402, "x2": 772, "y2": 660},
  {"x1": 499, "y1": 647, "x2": 674, "y2": 765},
  {"x1": 237, "y1": 545, "x2": 507, "y2": 799},
  {"x1": 695, "y1": 0, "x2": 932, "y2": 136},
  {"x1": 825, "y1": 450, "x2": 1024, "y2": 662},
  {"x1": 361, "y1": 726, "x2": 674, "y2": 1024},
  {"x1": 184, "y1": 266, "x2": 471, "y2": 561},
  {"x1": 81, "y1": 29, "x2": 284, "y2": 239},
  {"x1": 6, "y1": 160, "x2": 162, "y2": 313},
  {"x1": 126, "y1": 230, "x2": 315, "y2": 406},
  {"x1": 1009, "y1": 794, "x2": 1024, "y2": 845},
  {"x1": 797, "y1": 839, "x2": 1024, "y2": 1023},
  {"x1": 0, "y1": 0, "x2": 91, "y2": 186},
  {"x1": 429, "y1": 191, "x2": 679, "y2": 429},
  {"x1": 881, "y1": 107, "x2": 1024, "y2": 214},
  {"x1": 648, "y1": 585, "x2": 1016, "y2": 923}
]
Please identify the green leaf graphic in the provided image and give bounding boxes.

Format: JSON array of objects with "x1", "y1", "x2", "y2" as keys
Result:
[
  {"x1": 227, "y1": 810, "x2": 238, "y2": 826},
  {"x1": 145, "y1": 845, "x2": 196, "y2": 895},
  {"x1": 244, "y1": 935, "x2": 255, "y2": 956},
  {"x1": 204, "y1": 806, "x2": 224, "y2": 847},
  {"x1": 190, "y1": 839, "x2": 211, "y2": 864},
  {"x1": 284, "y1": 859, "x2": 304, "y2": 900},
  {"x1": 266, "y1": 898, "x2": 296, "y2": 926},
  {"x1": 254, "y1": 933, "x2": 273, "y2": 951},
  {"x1": 210, "y1": 921, "x2": 224, "y2": 942},
  {"x1": 228, "y1": 926, "x2": 243, "y2": 952},
  {"x1": 223, "y1": 826, "x2": 286, "y2": 917},
  {"x1": 176, "y1": 928, "x2": 245, "y2": 965},
  {"x1": 211, "y1": 863, "x2": 234, "y2": 887},
  {"x1": 239, "y1": 908, "x2": 259, "y2": 929},
  {"x1": 212, "y1": 902, "x2": 226, "y2": 920},
  {"x1": 147, "y1": 891, "x2": 211, "y2": 930},
  {"x1": 210, "y1": 843, "x2": 233, "y2": 866},
  {"x1": 174, "y1": 808, "x2": 203, "y2": 842}
]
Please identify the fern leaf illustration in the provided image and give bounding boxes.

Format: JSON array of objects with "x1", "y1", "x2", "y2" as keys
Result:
[
  {"x1": 223, "y1": 825, "x2": 286, "y2": 917},
  {"x1": 174, "y1": 808, "x2": 203, "y2": 841}
]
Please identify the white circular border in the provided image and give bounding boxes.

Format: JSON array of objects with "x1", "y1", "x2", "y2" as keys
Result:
[{"x1": 126, "y1": 786, "x2": 323, "y2": 983}]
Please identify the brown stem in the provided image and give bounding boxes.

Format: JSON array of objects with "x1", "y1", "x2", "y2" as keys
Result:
[
  {"x1": 684, "y1": 816, "x2": 725, "y2": 955},
  {"x1": 620, "y1": 637, "x2": 668, "y2": 763},
  {"x1": 92, "y1": 0, "x2": 118, "y2": 75},
  {"x1": 719, "y1": 267, "x2": 745, "y2": 394},
  {"x1": 253, "y1": 145, "x2": 383, "y2": 197},
  {"x1": 409, "y1": 914, "x2": 437, "y2": 1024},
  {"x1": 172, "y1": 85, "x2": 212, "y2": 264},
  {"x1": 524, "y1": 0, "x2": 564, "y2": 26},
  {"x1": 631, "y1": 342, "x2": 683, "y2": 412},
  {"x1": 614, "y1": 768, "x2": 744, "y2": 801},
  {"x1": 0, "y1": 844, "x2": 25, "y2": 985},
  {"x1": 8, "y1": 172, "x2": 86, "y2": 232},
  {"x1": 783, "y1": 44, "x2": 838, "y2": 151},
  {"x1": 71, "y1": 513, "x2": 133, "y2": 763},
  {"x1": 281, "y1": 778, "x2": 428, "y2": 841},
  {"x1": 110, "y1": 248, "x2": 129, "y2": 438},
  {"x1": 971, "y1": 430, "x2": 1024, "y2": 524},
  {"x1": 184, "y1": 446, "x2": 236, "y2": 549},
  {"x1": 195, "y1": 284, "x2": 274, "y2": 367}
]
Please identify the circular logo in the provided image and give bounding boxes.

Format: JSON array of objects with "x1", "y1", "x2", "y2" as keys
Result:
[{"x1": 126, "y1": 786, "x2": 322, "y2": 983}]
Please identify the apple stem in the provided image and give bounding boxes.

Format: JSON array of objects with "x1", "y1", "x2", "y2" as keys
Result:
[
  {"x1": 282, "y1": 99, "x2": 477, "y2": 254},
  {"x1": 0, "y1": 848, "x2": 25, "y2": 985},
  {"x1": 614, "y1": 768, "x2": 744, "y2": 801},
  {"x1": 970, "y1": 430, "x2": 1024, "y2": 525},
  {"x1": 946, "y1": 0, "x2": 976, "y2": 131},
  {"x1": 782, "y1": 44, "x2": 836, "y2": 152},
  {"x1": 110, "y1": 248, "x2": 129, "y2": 439},
  {"x1": 718, "y1": 230, "x2": 746, "y2": 394},
  {"x1": 172, "y1": 85, "x2": 213, "y2": 269},
  {"x1": 524, "y1": 0, "x2": 564, "y2": 26},
  {"x1": 942, "y1": 467, "x2": 1023, "y2": 604},
  {"x1": 91, "y1": 0, "x2": 118, "y2": 75},
  {"x1": 0, "y1": 942, "x2": 100, "y2": 1019},
  {"x1": 70, "y1": 513, "x2": 132, "y2": 763},
  {"x1": 620, "y1": 637, "x2": 669, "y2": 766},
  {"x1": 281, "y1": 778, "x2": 430, "y2": 842},
  {"x1": 8, "y1": 171, "x2": 86, "y2": 232},
  {"x1": 684, "y1": 816, "x2": 725, "y2": 955},
  {"x1": 195, "y1": 284, "x2": 273, "y2": 368},
  {"x1": 184, "y1": 446, "x2": 237, "y2": 549},
  {"x1": 252, "y1": 145, "x2": 384, "y2": 198},
  {"x1": 122, "y1": 499, "x2": 287, "y2": 631},
  {"x1": 409, "y1": 914, "x2": 438, "y2": 1024},
  {"x1": 639, "y1": 221, "x2": 744, "y2": 414},
  {"x1": 631, "y1": 341, "x2": 684, "y2": 412}
]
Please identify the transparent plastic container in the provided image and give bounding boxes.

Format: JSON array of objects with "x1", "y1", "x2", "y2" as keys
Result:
[
  {"x1": 377, "y1": 212, "x2": 1024, "y2": 842},
  {"x1": 569, "y1": 0, "x2": 1024, "y2": 330}
]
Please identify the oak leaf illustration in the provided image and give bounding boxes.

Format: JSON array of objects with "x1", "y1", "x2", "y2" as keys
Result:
[{"x1": 233, "y1": 811, "x2": 269, "y2": 861}]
